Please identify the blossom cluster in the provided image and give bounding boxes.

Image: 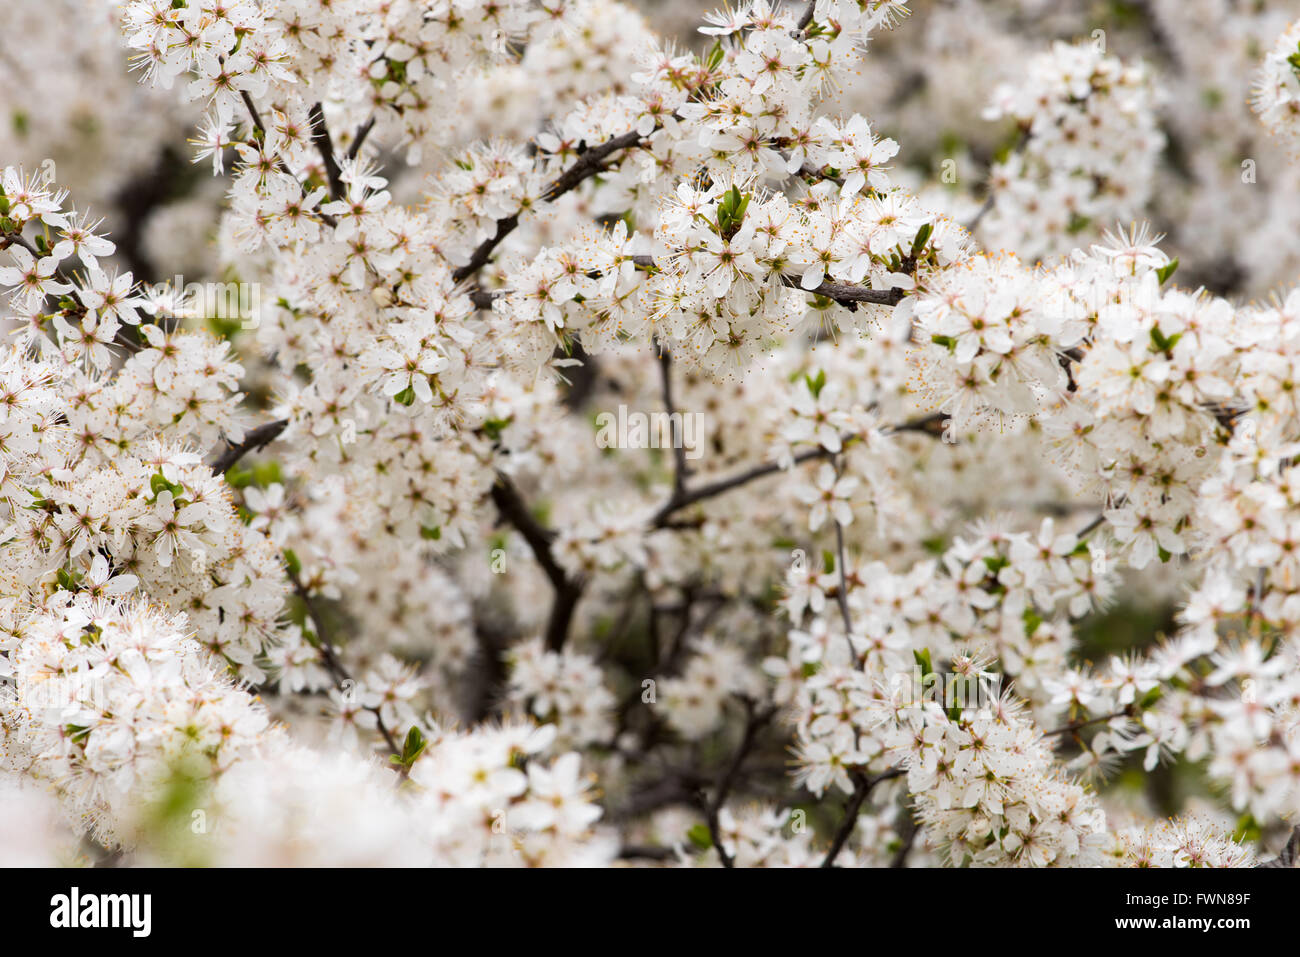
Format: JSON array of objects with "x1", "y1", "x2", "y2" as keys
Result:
[{"x1": 979, "y1": 40, "x2": 1165, "y2": 261}]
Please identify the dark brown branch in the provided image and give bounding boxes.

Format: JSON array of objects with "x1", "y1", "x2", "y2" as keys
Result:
[
  {"x1": 560, "y1": 341, "x2": 600, "y2": 410},
  {"x1": 489, "y1": 474, "x2": 566, "y2": 590},
  {"x1": 703, "y1": 699, "x2": 778, "y2": 868},
  {"x1": 831, "y1": 482, "x2": 855, "y2": 642},
  {"x1": 617, "y1": 844, "x2": 677, "y2": 862},
  {"x1": 240, "y1": 90, "x2": 268, "y2": 137},
  {"x1": 1260, "y1": 826, "x2": 1300, "y2": 868},
  {"x1": 650, "y1": 442, "x2": 828, "y2": 527},
  {"x1": 779, "y1": 151, "x2": 844, "y2": 187},
  {"x1": 965, "y1": 124, "x2": 1031, "y2": 233},
  {"x1": 820, "y1": 767, "x2": 905, "y2": 868},
  {"x1": 890, "y1": 805, "x2": 919, "y2": 868},
  {"x1": 795, "y1": 1, "x2": 816, "y2": 33},
  {"x1": 489, "y1": 473, "x2": 584, "y2": 652},
  {"x1": 452, "y1": 127, "x2": 649, "y2": 285},
  {"x1": 208, "y1": 418, "x2": 289, "y2": 474},
  {"x1": 607, "y1": 771, "x2": 701, "y2": 823},
  {"x1": 965, "y1": 194, "x2": 996, "y2": 233},
  {"x1": 888, "y1": 411, "x2": 947, "y2": 437},
  {"x1": 308, "y1": 102, "x2": 345, "y2": 201},
  {"x1": 346, "y1": 115, "x2": 377, "y2": 162},
  {"x1": 1077, "y1": 512, "x2": 1107, "y2": 540},
  {"x1": 626, "y1": 255, "x2": 907, "y2": 309},
  {"x1": 469, "y1": 288, "x2": 497, "y2": 310},
  {"x1": 779, "y1": 272, "x2": 907, "y2": 306},
  {"x1": 288, "y1": 566, "x2": 400, "y2": 757},
  {"x1": 650, "y1": 413, "x2": 942, "y2": 527},
  {"x1": 797, "y1": 163, "x2": 844, "y2": 187},
  {"x1": 1043, "y1": 707, "x2": 1129, "y2": 737},
  {"x1": 240, "y1": 91, "x2": 338, "y2": 229},
  {"x1": 656, "y1": 345, "x2": 690, "y2": 499}
]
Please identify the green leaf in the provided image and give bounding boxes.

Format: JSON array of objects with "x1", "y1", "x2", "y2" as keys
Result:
[
  {"x1": 65, "y1": 724, "x2": 91, "y2": 744},
  {"x1": 206, "y1": 315, "x2": 243, "y2": 340},
  {"x1": 716, "y1": 185, "x2": 749, "y2": 237},
  {"x1": 822, "y1": 549, "x2": 836, "y2": 575},
  {"x1": 921, "y1": 536, "x2": 946, "y2": 555},
  {"x1": 149, "y1": 470, "x2": 185, "y2": 501},
  {"x1": 1231, "y1": 813, "x2": 1261, "y2": 844},
  {"x1": 704, "y1": 40, "x2": 725, "y2": 72},
  {"x1": 804, "y1": 368, "x2": 826, "y2": 398},
  {"x1": 982, "y1": 554, "x2": 1010, "y2": 575},
  {"x1": 252, "y1": 461, "x2": 282, "y2": 488},
  {"x1": 393, "y1": 384, "x2": 416, "y2": 406},
  {"x1": 419, "y1": 525, "x2": 441, "y2": 541},
  {"x1": 1155, "y1": 258, "x2": 1179, "y2": 285},
  {"x1": 910, "y1": 222, "x2": 933, "y2": 257},
  {"x1": 913, "y1": 648, "x2": 933, "y2": 679},
  {"x1": 1148, "y1": 326, "x2": 1181, "y2": 355},
  {"x1": 946, "y1": 680, "x2": 964, "y2": 722},
  {"x1": 283, "y1": 548, "x2": 302, "y2": 578},
  {"x1": 399, "y1": 726, "x2": 427, "y2": 767},
  {"x1": 686, "y1": 823, "x2": 713, "y2": 850},
  {"x1": 481, "y1": 417, "x2": 510, "y2": 441},
  {"x1": 1022, "y1": 607, "x2": 1044, "y2": 637}
]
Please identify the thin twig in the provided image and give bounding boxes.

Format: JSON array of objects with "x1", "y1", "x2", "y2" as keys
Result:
[
  {"x1": 1259, "y1": 826, "x2": 1300, "y2": 868},
  {"x1": 627, "y1": 254, "x2": 907, "y2": 309},
  {"x1": 965, "y1": 125, "x2": 1031, "y2": 233},
  {"x1": 240, "y1": 91, "x2": 338, "y2": 229},
  {"x1": 778, "y1": 271, "x2": 907, "y2": 307},
  {"x1": 489, "y1": 473, "x2": 584, "y2": 652},
  {"x1": 1077, "y1": 512, "x2": 1107, "y2": 540},
  {"x1": 617, "y1": 844, "x2": 677, "y2": 862},
  {"x1": 452, "y1": 127, "x2": 651, "y2": 285},
  {"x1": 650, "y1": 413, "x2": 943, "y2": 527},
  {"x1": 820, "y1": 767, "x2": 904, "y2": 867},
  {"x1": 656, "y1": 344, "x2": 690, "y2": 499},
  {"x1": 208, "y1": 418, "x2": 289, "y2": 474},
  {"x1": 795, "y1": 1, "x2": 816, "y2": 33},
  {"x1": 288, "y1": 566, "x2": 400, "y2": 758},
  {"x1": 308, "y1": 102, "x2": 345, "y2": 201},
  {"x1": 704, "y1": 699, "x2": 777, "y2": 868},
  {"x1": 890, "y1": 805, "x2": 919, "y2": 868},
  {"x1": 346, "y1": 115, "x2": 376, "y2": 162},
  {"x1": 239, "y1": 90, "x2": 267, "y2": 137},
  {"x1": 1043, "y1": 708, "x2": 1130, "y2": 737},
  {"x1": 830, "y1": 454, "x2": 856, "y2": 657},
  {"x1": 964, "y1": 194, "x2": 996, "y2": 233}
]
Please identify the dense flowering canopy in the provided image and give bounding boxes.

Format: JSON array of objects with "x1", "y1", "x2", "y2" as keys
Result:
[{"x1": 3, "y1": 0, "x2": 1300, "y2": 868}]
